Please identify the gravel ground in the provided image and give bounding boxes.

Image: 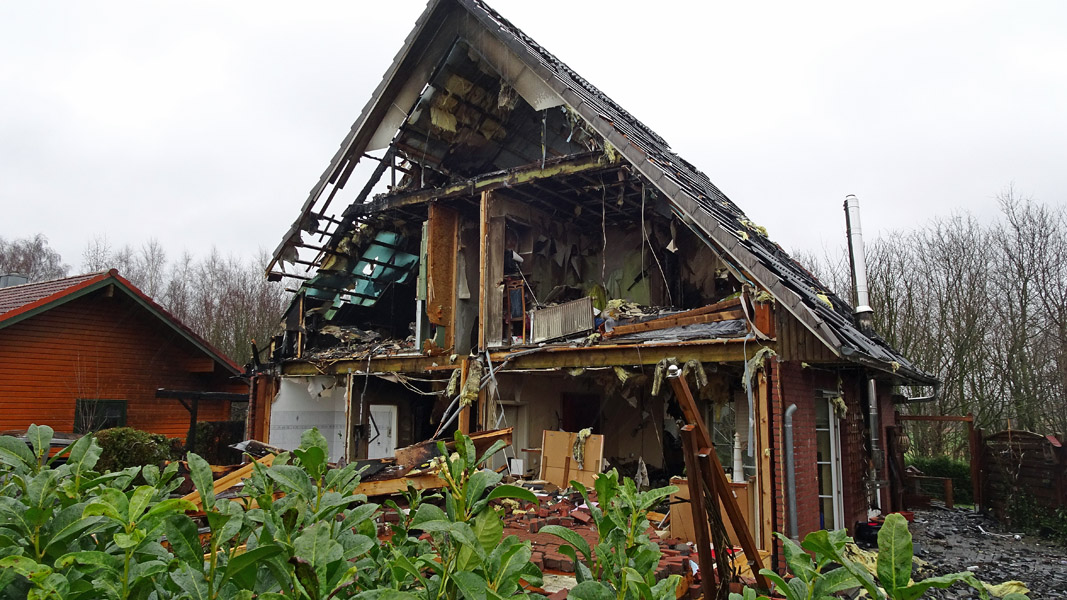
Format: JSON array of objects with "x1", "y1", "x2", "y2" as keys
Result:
[{"x1": 907, "y1": 507, "x2": 1067, "y2": 599}]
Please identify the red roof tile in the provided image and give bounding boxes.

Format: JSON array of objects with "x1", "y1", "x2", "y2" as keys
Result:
[{"x1": 0, "y1": 271, "x2": 109, "y2": 317}]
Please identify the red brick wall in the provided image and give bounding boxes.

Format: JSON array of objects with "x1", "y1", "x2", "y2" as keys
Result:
[
  {"x1": 771, "y1": 363, "x2": 889, "y2": 538},
  {"x1": 0, "y1": 288, "x2": 241, "y2": 439}
]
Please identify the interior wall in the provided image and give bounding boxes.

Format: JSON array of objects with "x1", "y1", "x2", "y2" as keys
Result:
[{"x1": 271, "y1": 375, "x2": 347, "y2": 462}]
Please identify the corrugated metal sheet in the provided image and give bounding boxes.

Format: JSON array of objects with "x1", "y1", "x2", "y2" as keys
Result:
[{"x1": 530, "y1": 297, "x2": 594, "y2": 343}]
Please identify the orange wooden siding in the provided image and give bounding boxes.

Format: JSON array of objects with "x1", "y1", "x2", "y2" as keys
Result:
[{"x1": 0, "y1": 287, "x2": 243, "y2": 439}]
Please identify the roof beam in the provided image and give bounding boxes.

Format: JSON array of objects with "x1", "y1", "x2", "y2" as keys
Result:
[{"x1": 344, "y1": 151, "x2": 618, "y2": 218}]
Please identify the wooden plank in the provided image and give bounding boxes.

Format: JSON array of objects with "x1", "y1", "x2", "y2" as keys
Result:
[
  {"x1": 680, "y1": 427, "x2": 719, "y2": 600},
  {"x1": 183, "y1": 454, "x2": 275, "y2": 510},
  {"x1": 698, "y1": 449, "x2": 738, "y2": 600},
  {"x1": 426, "y1": 203, "x2": 460, "y2": 350},
  {"x1": 458, "y1": 358, "x2": 471, "y2": 435},
  {"x1": 756, "y1": 371, "x2": 774, "y2": 551},
  {"x1": 485, "y1": 216, "x2": 505, "y2": 348},
  {"x1": 353, "y1": 471, "x2": 444, "y2": 497},
  {"x1": 668, "y1": 375, "x2": 769, "y2": 590}
]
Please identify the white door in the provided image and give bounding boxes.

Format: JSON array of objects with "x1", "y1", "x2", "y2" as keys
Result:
[
  {"x1": 815, "y1": 397, "x2": 845, "y2": 529},
  {"x1": 491, "y1": 403, "x2": 526, "y2": 474},
  {"x1": 367, "y1": 404, "x2": 397, "y2": 459}
]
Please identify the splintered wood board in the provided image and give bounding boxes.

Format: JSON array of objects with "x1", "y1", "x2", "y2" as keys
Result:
[{"x1": 539, "y1": 430, "x2": 604, "y2": 489}]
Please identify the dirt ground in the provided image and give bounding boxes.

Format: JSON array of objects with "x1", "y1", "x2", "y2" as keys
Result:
[{"x1": 907, "y1": 507, "x2": 1067, "y2": 599}]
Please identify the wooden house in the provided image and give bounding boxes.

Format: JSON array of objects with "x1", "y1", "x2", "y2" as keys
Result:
[{"x1": 0, "y1": 269, "x2": 245, "y2": 439}]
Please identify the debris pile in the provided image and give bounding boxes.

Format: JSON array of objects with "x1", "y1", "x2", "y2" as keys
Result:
[{"x1": 911, "y1": 508, "x2": 1066, "y2": 599}]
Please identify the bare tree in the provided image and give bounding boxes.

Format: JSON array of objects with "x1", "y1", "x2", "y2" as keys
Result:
[{"x1": 0, "y1": 234, "x2": 69, "y2": 282}]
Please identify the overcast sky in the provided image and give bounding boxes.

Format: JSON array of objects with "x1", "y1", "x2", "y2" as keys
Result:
[{"x1": 1, "y1": 1, "x2": 1065, "y2": 275}]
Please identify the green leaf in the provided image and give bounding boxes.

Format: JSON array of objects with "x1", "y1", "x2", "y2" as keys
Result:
[
  {"x1": 265, "y1": 465, "x2": 315, "y2": 500},
  {"x1": 114, "y1": 528, "x2": 146, "y2": 549},
  {"x1": 476, "y1": 440, "x2": 508, "y2": 466},
  {"x1": 0, "y1": 435, "x2": 36, "y2": 473},
  {"x1": 812, "y1": 566, "x2": 860, "y2": 597},
  {"x1": 466, "y1": 469, "x2": 502, "y2": 506},
  {"x1": 165, "y1": 515, "x2": 204, "y2": 568},
  {"x1": 187, "y1": 452, "x2": 216, "y2": 512},
  {"x1": 83, "y1": 488, "x2": 128, "y2": 523},
  {"x1": 557, "y1": 544, "x2": 592, "y2": 583},
  {"x1": 57, "y1": 434, "x2": 101, "y2": 474},
  {"x1": 171, "y1": 562, "x2": 212, "y2": 600},
  {"x1": 300, "y1": 427, "x2": 329, "y2": 455},
  {"x1": 876, "y1": 513, "x2": 913, "y2": 597},
  {"x1": 895, "y1": 572, "x2": 989, "y2": 600},
  {"x1": 42, "y1": 503, "x2": 101, "y2": 559},
  {"x1": 759, "y1": 570, "x2": 800, "y2": 600},
  {"x1": 486, "y1": 484, "x2": 538, "y2": 504},
  {"x1": 453, "y1": 571, "x2": 488, "y2": 600},
  {"x1": 26, "y1": 424, "x2": 53, "y2": 462},
  {"x1": 779, "y1": 534, "x2": 816, "y2": 584},
  {"x1": 219, "y1": 546, "x2": 283, "y2": 589},
  {"x1": 541, "y1": 525, "x2": 592, "y2": 562},
  {"x1": 471, "y1": 504, "x2": 503, "y2": 552},
  {"x1": 411, "y1": 503, "x2": 447, "y2": 527},
  {"x1": 568, "y1": 580, "x2": 616, "y2": 600},
  {"x1": 293, "y1": 446, "x2": 327, "y2": 481},
  {"x1": 143, "y1": 498, "x2": 196, "y2": 523},
  {"x1": 54, "y1": 551, "x2": 121, "y2": 574},
  {"x1": 127, "y1": 486, "x2": 154, "y2": 523},
  {"x1": 0, "y1": 555, "x2": 51, "y2": 580}
]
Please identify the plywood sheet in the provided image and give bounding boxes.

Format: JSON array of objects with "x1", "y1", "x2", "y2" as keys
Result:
[
  {"x1": 539, "y1": 430, "x2": 604, "y2": 489},
  {"x1": 669, "y1": 477, "x2": 756, "y2": 547}
]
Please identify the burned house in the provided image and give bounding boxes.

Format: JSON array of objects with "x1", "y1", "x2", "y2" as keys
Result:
[{"x1": 251, "y1": 0, "x2": 936, "y2": 549}]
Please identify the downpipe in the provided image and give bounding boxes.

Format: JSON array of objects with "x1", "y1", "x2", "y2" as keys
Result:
[
  {"x1": 868, "y1": 377, "x2": 882, "y2": 511},
  {"x1": 784, "y1": 403, "x2": 799, "y2": 539}
]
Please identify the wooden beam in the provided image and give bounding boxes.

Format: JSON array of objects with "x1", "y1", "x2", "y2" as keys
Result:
[
  {"x1": 669, "y1": 374, "x2": 770, "y2": 591},
  {"x1": 680, "y1": 426, "x2": 722, "y2": 600},
  {"x1": 281, "y1": 356, "x2": 458, "y2": 376},
  {"x1": 280, "y1": 341, "x2": 772, "y2": 376},
  {"x1": 349, "y1": 152, "x2": 618, "y2": 217},
  {"x1": 756, "y1": 371, "x2": 774, "y2": 551},
  {"x1": 491, "y1": 340, "x2": 773, "y2": 370},
  {"x1": 458, "y1": 358, "x2": 471, "y2": 435},
  {"x1": 353, "y1": 471, "x2": 444, "y2": 497}
]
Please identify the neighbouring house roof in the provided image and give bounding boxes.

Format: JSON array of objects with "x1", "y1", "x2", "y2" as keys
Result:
[
  {"x1": 0, "y1": 269, "x2": 242, "y2": 375},
  {"x1": 268, "y1": 0, "x2": 935, "y2": 385}
]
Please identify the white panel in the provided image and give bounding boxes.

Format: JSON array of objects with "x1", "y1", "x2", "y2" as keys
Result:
[
  {"x1": 270, "y1": 376, "x2": 347, "y2": 462},
  {"x1": 367, "y1": 404, "x2": 398, "y2": 459}
]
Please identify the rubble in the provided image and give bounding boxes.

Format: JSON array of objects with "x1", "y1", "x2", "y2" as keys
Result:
[{"x1": 910, "y1": 508, "x2": 1067, "y2": 599}]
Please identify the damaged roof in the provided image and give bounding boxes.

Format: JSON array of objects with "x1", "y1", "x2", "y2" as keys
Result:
[{"x1": 268, "y1": 0, "x2": 935, "y2": 385}]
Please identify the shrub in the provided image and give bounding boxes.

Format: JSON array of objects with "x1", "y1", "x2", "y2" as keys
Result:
[
  {"x1": 94, "y1": 427, "x2": 181, "y2": 472},
  {"x1": 906, "y1": 455, "x2": 973, "y2": 504}
]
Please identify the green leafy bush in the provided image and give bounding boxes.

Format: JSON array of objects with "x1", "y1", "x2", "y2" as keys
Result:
[
  {"x1": 906, "y1": 455, "x2": 973, "y2": 504},
  {"x1": 730, "y1": 514, "x2": 1027, "y2": 600},
  {"x1": 93, "y1": 427, "x2": 181, "y2": 473},
  {"x1": 542, "y1": 471, "x2": 682, "y2": 600},
  {"x1": 0, "y1": 424, "x2": 680, "y2": 600}
]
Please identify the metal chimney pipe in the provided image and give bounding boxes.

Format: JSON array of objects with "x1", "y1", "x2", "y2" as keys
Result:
[{"x1": 843, "y1": 195, "x2": 874, "y2": 328}]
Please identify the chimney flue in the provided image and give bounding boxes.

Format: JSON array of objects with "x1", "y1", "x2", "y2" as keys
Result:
[{"x1": 843, "y1": 195, "x2": 874, "y2": 329}]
